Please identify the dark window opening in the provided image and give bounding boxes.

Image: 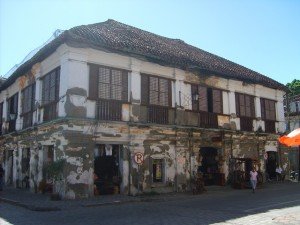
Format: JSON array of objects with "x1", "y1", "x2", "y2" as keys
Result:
[{"x1": 7, "y1": 93, "x2": 18, "y2": 133}]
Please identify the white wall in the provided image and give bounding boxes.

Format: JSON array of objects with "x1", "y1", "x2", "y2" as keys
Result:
[{"x1": 0, "y1": 44, "x2": 286, "y2": 133}]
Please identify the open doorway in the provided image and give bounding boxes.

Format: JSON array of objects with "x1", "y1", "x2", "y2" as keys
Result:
[
  {"x1": 199, "y1": 147, "x2": 224, "y2": 186},
  {"x1": 266, "y1": 151, "x2": 278, "y2": 180},
  {"x1": 94, "y1": 144, "x2": 120, "y2": 195},
  {"x1": 5, "y1": 150, "x2": 14, "y2": 186},
  {"x1": 42, "y1": 145, "x2": 55, "y2": 193},
  {"x1": 21, "y1": 148, "x2": 30, "y2": 189}
]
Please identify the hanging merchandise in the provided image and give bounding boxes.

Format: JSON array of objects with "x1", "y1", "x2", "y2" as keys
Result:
[{"x1": 105, "y1": 144, "x2": 112, "y2": 156}]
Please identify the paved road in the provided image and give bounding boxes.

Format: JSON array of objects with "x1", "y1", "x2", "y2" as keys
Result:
[{"x1": 1, "y1": 183, "x2": 300, "y2": 225}]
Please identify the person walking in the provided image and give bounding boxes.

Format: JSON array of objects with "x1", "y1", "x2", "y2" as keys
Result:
[
  {"x1": 250, "y1": 167, "x2": 258, "y2": 193},
  {"x1": 0, "y1": 164, "x2": 4, "y2": 191}
]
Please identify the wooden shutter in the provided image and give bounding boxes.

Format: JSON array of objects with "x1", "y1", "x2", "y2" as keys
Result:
[
  {"x1": 250, "y1": 96, "x2": 255, "y2": 117},
  {"x1": 260, "y1": 98, "x2": 265, "y2": 120},
  {"x1": 199, "y1": 86, "x2": 208, "y2": 112},
  {"x1": 55, "y1": 68, "x2": 60, "y2": 101},
  {"x1": 141, "y1": 74, "x2": 149, "y2": 105},
  {"x1": 212, "y1": 89, "x2": 222, "y2": 114},
  {"x1": 122, "y1": 71, "x2": 128, "y2": 102},
  {"x1": 42, "y1": 75, "x2": 50, "y2": 105},
  {"x1": 269, "y1": 100, "x2": 276, "y2": 120},
  {"x1": 168, "y1": 80, "x2": 172, "y2": 107},
  {"x1": 245, "y1": 95, "x2": 251, "y2": 117},
  {"x1": 89, "y1": 64, "x2": 99, "y2": 100},
  {"x1": 32, "y1": 83, "x2": 36, "y2": 111},
  {"x1": 149, "y1": 77, "x2": 159, "y2": 105},
  {"x1": 14, "y1": 94, "x2": 18, "y2": 114},
  {"x1": 235, "y1": 93, "x2": 240, "y2": 116},
  {"x1": 191, "y1": 84, "x2": 198, "y2": 111},
  {"x1": 239, "y1": 94, "x2": 245, "y2": 116}
]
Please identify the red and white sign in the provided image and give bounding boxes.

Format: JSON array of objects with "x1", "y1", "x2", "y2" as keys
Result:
[{"x1": 134, "y1": 152, "x2": 144, "y2": 165}]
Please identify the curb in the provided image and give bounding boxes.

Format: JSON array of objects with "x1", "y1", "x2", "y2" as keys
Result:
[
  {"x1": 82, "y1": 199, "x2": 141, "y2": 207},
  {"x1": 0, "y1": 197, "x2": 61, "y2": 211}
]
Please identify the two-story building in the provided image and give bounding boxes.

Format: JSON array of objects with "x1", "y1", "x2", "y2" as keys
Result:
[{"x1": 0, "y1": 20, "x2": 289, "y2": 199}]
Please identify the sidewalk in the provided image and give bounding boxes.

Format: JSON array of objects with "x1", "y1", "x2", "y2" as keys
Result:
[
  {"x1": 0, "y1": 182, "x2": 295, "y2": 211},
  {"x1": 0, "y1": 187, "x2": 140, "y2": 211}
]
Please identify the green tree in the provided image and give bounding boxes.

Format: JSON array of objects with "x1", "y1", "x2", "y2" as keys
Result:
[{"x1": 286, "y1": 79, "x2": 300, "y2": 95}]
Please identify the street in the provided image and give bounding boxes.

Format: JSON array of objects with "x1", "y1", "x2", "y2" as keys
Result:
[{"x1": 1, "y1": 182, "x2": 300, "y2": 225}]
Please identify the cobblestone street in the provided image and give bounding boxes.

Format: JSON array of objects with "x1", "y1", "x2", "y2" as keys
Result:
[{"x1": 1, "y1": 182, "x2": 300, "y2": 225}]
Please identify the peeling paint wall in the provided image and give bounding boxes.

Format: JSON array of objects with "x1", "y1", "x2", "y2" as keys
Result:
[
  {"x1": 0, "y1": 44, "x2": 290, "y2": 199},
  {"x1": 1, "y1": 116, "x2": 293, "y2": 198}
]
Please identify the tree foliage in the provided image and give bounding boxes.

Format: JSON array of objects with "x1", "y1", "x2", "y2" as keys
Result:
[{"x1": 286, "y1": 79, "x2": 300, "y2": 95}]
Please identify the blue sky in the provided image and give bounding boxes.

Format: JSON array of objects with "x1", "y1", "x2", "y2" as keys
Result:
[{"x1": 0, "y1": 0, "x2": 299, "y2": 85}]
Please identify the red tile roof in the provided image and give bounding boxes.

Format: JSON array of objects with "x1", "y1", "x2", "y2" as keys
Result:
[{"x1": 0, "y1": 19, "x2": 287, "y2": 91}]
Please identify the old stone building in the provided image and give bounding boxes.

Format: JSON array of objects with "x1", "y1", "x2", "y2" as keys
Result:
[{"x1": 0, "y1": 20, "x2": 289, "y2": 199}]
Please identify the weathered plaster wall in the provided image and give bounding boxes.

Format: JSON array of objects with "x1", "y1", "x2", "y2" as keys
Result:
[{"x1": 0, "y1": 44, "x2": 288, "y2": 199}]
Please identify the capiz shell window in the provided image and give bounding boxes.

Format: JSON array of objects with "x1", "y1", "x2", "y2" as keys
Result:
[
  {"x1": 42, "y1": 68, "x2": 60, "y2": 105},
  {"x1": 261, "y1": 98, "x2": 276, "y2": 121},
  {"x1": 89, "y1": 64, "x2": 128, "y2": 101},
  {"x1": 141, "y1": 74, "x2": 172, "y2": 107},
  {"x1": 191, "y1": 85, "x2": 222, "y2": 114}
]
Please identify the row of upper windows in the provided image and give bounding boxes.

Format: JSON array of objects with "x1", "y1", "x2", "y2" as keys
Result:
[
  {"x1": 0, "y1": 64, "x2": 277, "y2": 133},
  {"x1": 0, "y1": 68, "x2": 60, "y2": 132},
  {"x1": 89, "y1": 64, "x2": 277, "y2": 120}
]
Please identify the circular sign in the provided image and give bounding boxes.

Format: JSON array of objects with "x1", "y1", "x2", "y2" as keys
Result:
[
  {"x1": 134, "y1": 152, "x2": 144, "y2": 165},
  {"x1": 264, "y1": 153, "x2": 268, "y2": 160}
]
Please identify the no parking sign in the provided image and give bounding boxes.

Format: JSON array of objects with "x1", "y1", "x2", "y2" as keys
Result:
[{"x1": 134, "y1": 152, "x2": 144, "y2": 165}]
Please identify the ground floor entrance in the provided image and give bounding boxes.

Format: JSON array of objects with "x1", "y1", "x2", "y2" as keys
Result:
[
  {"x1": 266, "y1": 151, "x2": 278, "y2": 180},
  {"x1": 4, "y1": 150, "x2": 13, "y2": 186},
  {"x1": 198, "y1": 147, "x2": 225, "y2": 186},
  {"x1": 94, "y1": 144, "x2": 121, "y2": 195}
]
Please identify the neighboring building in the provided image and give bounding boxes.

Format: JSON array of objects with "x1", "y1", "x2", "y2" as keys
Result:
[
  {"x1": 0, "y1": 20, "x2": 289, "y2": 199},
  {"x1": 283, "y1": 93, "x2": 300, "y2": 176},
  {"x1": 286, "y1": 93, "x2": 300, "y2": 130}
]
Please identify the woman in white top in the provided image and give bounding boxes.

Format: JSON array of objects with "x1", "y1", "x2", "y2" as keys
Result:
[{"x1": 249, "y1": 168, "x2": 258, "y2": 193}]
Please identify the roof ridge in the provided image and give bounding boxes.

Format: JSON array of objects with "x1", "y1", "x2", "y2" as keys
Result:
[{"x1": 0, "y1": 19, "x2": 287, "y2": 92}]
